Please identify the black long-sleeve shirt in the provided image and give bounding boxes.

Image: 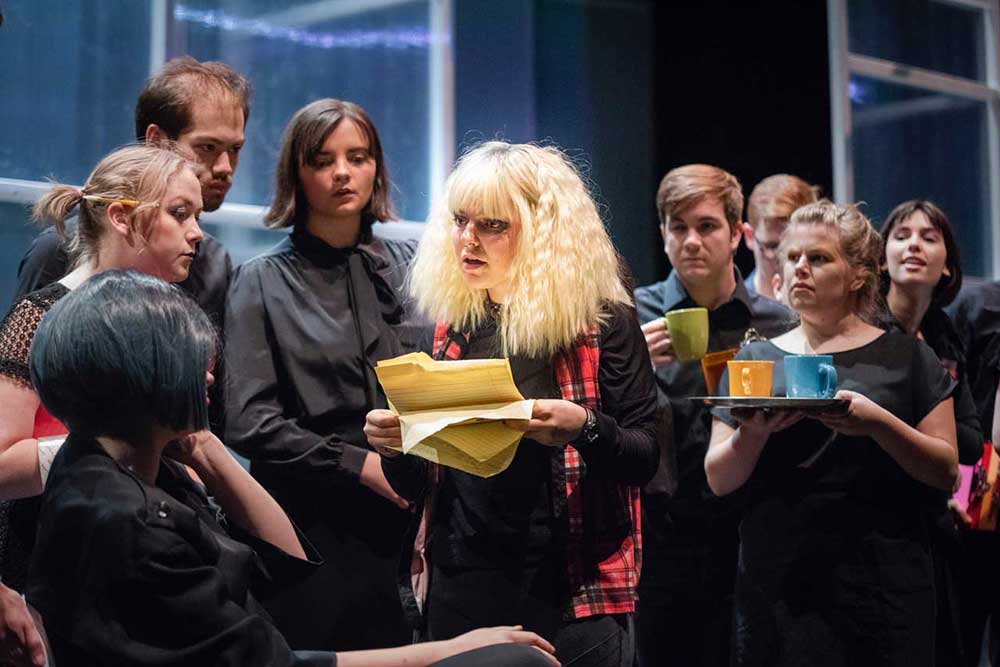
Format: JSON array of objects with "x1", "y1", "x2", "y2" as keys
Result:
[
  {"x1": 223, "y1": 226, "x2": 422, "y2": 650},
  {"x1": 28, "y1": 434, "x2": 333, "y2": 666}
]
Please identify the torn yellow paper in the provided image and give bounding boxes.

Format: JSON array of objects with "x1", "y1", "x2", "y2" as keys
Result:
[{"x1": 375, "y1": 352, "x2": 534, "y2": 477}]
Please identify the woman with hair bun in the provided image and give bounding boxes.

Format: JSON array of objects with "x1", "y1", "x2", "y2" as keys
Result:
[
  {"x1": 705, "y1": 201, "x2": 959, "y2": 666},
  {"x1": 0, "y1": 143, "x2": 204, "y2": 592},
  {"x1": 366, "y1": 141, "x2": 659, "y2": 666}
]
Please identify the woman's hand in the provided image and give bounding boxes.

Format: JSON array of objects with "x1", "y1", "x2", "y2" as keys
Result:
[
  {"x1": 811, "y1": 390, "x2": 887, "y2": 436},
  {"x1": 641, "y1": 318, "x2": 675, "y2": 368},
  {"x1": 0, "y1": 583, "x2": 46, "y2": 667},
  {"x1": 506, "y1": 399, "x2": 588, "y2": 447},
  {"x1": 948, "y1": 498, "x2": 974, "y2": 530},
  {"x1": 163, "y1": 430, "x2": 226, "y2": 474},
  {"x1": 364, "y1": 409, "x2": 403, "y2": 458},
  {"x1": 444, "y1": 625, "x2": 559, "y2": 666},
  {"x1": 360, "y1": 452, "x2": 409, "y2": 510},
  {"x1": 731, "y1": 408, "x2": 804, "y2": 441}
]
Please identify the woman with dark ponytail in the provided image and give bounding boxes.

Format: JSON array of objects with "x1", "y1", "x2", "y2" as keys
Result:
[{"x1": 0, "y1": 143, "x2": 204, "y2": 591}]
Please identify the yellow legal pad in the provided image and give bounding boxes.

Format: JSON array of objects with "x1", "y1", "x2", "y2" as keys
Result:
[{"x1": 375, "y1": 352, "x2": 534, "y2": 477}]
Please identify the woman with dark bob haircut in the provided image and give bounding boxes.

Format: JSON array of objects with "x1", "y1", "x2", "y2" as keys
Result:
[
  {"x1": 26, "y1": 270, "x2": 558, "y2": 667},
  {"x1": 879, "y1": 200, "x2": 984, "y2": 666},
  {"x1": 224, "y1": 99, "x2": 422, "y2": 651},
  {"x1": 879, "y1": 200, "x2": 980, "y2": 464}
]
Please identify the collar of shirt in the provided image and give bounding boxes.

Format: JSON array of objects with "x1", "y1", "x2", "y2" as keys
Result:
[{"x1": 659, "y1": 266, "x2": 754, "y2": 317}]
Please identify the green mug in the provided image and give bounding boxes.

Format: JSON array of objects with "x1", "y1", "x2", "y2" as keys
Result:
[{"x1": 665, "y1": 307, "x2": 709, "y2": 362}]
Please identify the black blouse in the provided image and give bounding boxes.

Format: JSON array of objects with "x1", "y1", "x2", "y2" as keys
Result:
[
  {"x1": 223, "y1": 227, "x2": 423, "y2": 650},
  {"x1": 27, "y1": 434, "x2": 333, "y2": 666},
  {"x1": 224, "y1": 228, "x2": 419, "y2": 485}
]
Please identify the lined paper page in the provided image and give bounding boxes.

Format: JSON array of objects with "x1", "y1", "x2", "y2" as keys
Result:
[{"x1": 376, "y1": 352, "x2": 524, "y2": 413}]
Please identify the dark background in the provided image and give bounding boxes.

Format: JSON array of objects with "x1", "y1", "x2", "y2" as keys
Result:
[{"x1": 454, "y1": 0, "x2": 832, "y2": 287}]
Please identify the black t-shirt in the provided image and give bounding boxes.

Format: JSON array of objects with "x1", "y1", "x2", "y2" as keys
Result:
[
  {"x1": 946, "y1": 278, "x2": 1000, "y2": 438},
  {"x1": 714, "y1": 331, "x2": 955, "y2": 520},
  {"x1": 713, "y1": 331, "x2": 956, "y2": 664}
]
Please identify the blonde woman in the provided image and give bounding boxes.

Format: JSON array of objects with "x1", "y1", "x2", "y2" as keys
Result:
[
  {"x1": 705, "y1": 201, "x2": 958, "y2": 666},
  {"x1": 366, "y1": 141, "x2": 658, "y2": 667},
  {"x1": 0, "y1": 143, "x2": 204, "y2": 592}
]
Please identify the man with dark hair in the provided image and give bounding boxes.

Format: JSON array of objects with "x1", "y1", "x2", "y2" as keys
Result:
[
  {"x1": 14, "y1": 56, "x2": 249, "y2": 331},
  {"x1": 634, "y1": 164, "x2": 793, "y2": 667}
]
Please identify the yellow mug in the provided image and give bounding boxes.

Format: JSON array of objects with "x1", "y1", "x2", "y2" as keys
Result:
[{"x1": 727, "y1": 360, "x2": 775, "y2": 397}]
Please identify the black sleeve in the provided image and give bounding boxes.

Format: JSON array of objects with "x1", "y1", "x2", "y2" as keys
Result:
[
  {"x1": 223, "y1": 263, "x2": 369, "y2": 485},
  {"x1": 13, "y1": 228, "x2": 68, "y2": 302},
  {"x1": 953, "y1": 373, "x2": 985, "y2": 465},
  {"x1": 570, "y1": 305, "x2": 659, "y2": 485},
  {"x1": 380, "y1": 454, "x2": 430, "y2": 502},
  {"x1": 911, "y1": 339, "x2": 959, "y2": 425},
  {"x1": 182, "y1": 234, "x2": 232, "y2": 332},
  {"x1": 97, "y1": 524, "x2": 336, "y2": 666}
]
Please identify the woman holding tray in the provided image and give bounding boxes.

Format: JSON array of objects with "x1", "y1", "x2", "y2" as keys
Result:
[
  {"x1": 704, "y1": 200, "x2": 959, "y2": 666},
  {"x1": 224, "y1": 99, "x2": 421, "y2": 651},
  {"x1": 365, "y1": 141, "x2": 659, "y2": 666}
]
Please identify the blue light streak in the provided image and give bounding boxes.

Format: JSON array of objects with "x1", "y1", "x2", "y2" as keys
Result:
[{"x1": 174, "y1": 6, "x2": 432, "y2": 49}]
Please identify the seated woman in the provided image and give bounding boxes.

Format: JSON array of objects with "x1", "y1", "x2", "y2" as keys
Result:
[
  {"x1": 0, "y1": 143, "x2": 204, "y2": 591},
  {"x1": 26, "y1": 270, "x2": 558, "y2": 667},
  {"x1": 705, "y1": 201, "x2": 959, "y2": 666},
  {"x1": 366, "y1": 142, "x2": 658, "y2": 666}
]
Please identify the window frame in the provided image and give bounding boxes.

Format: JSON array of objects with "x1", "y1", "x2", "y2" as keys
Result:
[
  {"x1": 827, "y1": 0, "x2": 1000, "y2": 277},
  {"x1": 0, "y1": 0, "x2": 452, "y2": 229}
]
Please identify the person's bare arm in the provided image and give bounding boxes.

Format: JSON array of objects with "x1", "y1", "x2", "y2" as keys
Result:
[
  {"x1": 0, "y1": 582, "x2": 46, "y2": 666},
  {"x1": 816, "y1": 391, "x2": 958, "y2": 491},
  {"x1": 0, "y1": 379, "x2": 43, "y2": 500},
  {"x1": 337, "y1": 626, "x2": 558, "y2": 667},
  {"x1": 705, "y1": 410, "x2": 803, "y2": 496},
  {"x1": 168, "y1": 431, "x2": 306, "y2": 559}
]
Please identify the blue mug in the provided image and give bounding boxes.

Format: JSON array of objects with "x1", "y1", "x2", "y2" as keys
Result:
[{"x1": 784, "y1": 354, "x2": 837, "y2": 398}]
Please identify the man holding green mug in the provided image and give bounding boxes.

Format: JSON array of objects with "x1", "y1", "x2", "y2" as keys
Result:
[{"x1": 634, "y1": 164, "x2": 793, "y2": 667}]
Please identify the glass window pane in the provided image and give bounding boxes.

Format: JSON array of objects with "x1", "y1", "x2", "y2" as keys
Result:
[
  {"x1": 0, "y1": 2, "x2": 152, "y2": 184},
  {"x1": 199, "y1": 221, "x2": 287, "y2": 266},
  {"x1": 850, "y1": 75, "x2": 991, "y2": 276},
  {"x1": 172, "y1": 1, "x2": 432, "y2": 220},
  {"x1": 0, "y1": 201, "x2": 47, "y2": 315},
  {"x1": 847, "y1": 0, "x2": 985, "y2": 82}
]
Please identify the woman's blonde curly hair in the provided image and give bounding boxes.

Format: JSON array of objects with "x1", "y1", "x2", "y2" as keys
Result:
[{"x1": 408, "y1": 141, "x2": 632, "y2": 357}]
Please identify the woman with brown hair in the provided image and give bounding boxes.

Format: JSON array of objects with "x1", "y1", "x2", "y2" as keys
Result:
[{"x1": 224, "y1": 99, "x2": 420, "y2": 651}]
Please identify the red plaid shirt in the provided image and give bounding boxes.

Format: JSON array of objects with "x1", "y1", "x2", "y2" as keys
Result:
[{"x1": 430, "y1": 322, "x2": 642, "y2": 618}]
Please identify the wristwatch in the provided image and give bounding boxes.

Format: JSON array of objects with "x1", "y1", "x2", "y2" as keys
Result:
[{"x1": 580, "y1": 407, "x2": 600, "y2": 445}]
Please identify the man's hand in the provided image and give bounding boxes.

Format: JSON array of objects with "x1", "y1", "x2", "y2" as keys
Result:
[{"x1": 641, "y1": 318, "x2": 675, "y2": 368}]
